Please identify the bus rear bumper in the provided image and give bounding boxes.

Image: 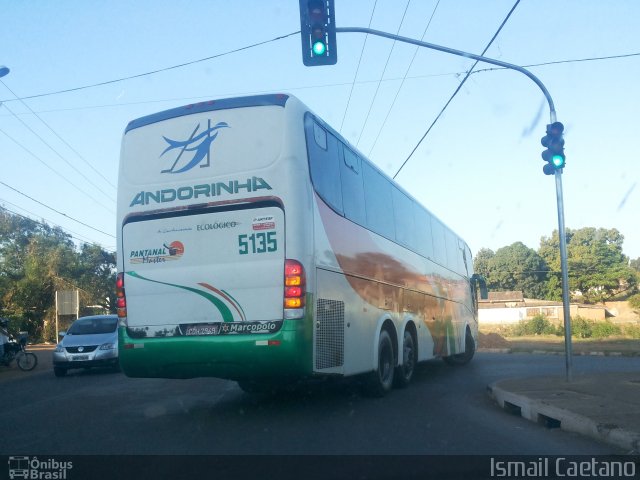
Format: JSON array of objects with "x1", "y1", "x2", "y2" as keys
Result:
[{"x1": 118, "y1": 320, "x2": 312, "y2": 381}]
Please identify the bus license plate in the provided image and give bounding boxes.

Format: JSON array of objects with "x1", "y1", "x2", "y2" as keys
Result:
[{"x1": 185, "y1": 324, "x2": 220, "y2": 336}]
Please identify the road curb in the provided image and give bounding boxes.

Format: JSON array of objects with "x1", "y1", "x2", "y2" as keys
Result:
[{"x1": 488, "y1": 381, "x2": 640, "y2": 453}]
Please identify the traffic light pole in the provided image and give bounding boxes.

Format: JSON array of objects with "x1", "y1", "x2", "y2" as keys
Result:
[{"x1": 335, "y1": 26, "x2": 573, "y2": 381}]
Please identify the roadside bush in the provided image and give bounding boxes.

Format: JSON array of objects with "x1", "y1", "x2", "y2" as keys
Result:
[
  {"x1": 590, "y1": 321, "x2": 622, "y2": 338},
  {"x1": 622, "y1": 324, "x2": 640, "y2": 339},
  {"x1": 628, "y1": 293, "x2": 640, "y2": 311},
  {"x1": 510, "y1": 314, "x2": 557, "y2": 336},
  {"x1": 571, "y1": 316, "x2": 592, "y2": 338}
]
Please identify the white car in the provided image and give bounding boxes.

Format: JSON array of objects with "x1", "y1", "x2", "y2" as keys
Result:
[{"x1": 53, "y1": 315, "x2": 119, "y2": 377}]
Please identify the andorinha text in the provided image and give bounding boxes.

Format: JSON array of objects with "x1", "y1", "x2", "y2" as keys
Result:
[{"x1": 129, "y1": 177, "x2": 272, "y2": 207}]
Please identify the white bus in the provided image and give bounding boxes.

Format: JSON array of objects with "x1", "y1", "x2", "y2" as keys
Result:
[{"x1": 116, "y1": 93, "x2": 486, "y2": 395}]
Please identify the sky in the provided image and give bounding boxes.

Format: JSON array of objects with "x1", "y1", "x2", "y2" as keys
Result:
[{"x1": 1, "y1": 0, "x2": 639, "y2": 260}]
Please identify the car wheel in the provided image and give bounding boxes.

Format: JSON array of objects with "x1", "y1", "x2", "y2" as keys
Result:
[{"x1": 54, "y1": 366, "x2": 67, "y2": 377}]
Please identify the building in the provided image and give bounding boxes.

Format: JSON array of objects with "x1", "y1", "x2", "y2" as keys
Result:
[{"x1": 478, "y1": 291, "x2": 606, "y2": 325}]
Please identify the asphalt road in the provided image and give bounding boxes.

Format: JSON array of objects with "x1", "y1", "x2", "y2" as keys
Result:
[{"x1": 1, "y1": 352, "x2": 638, "y2": 456}]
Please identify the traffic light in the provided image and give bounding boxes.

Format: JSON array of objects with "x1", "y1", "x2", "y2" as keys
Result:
[
  {"x1": 299, "y1": 0, "x2": 337, "y2": 66},
  {"x1": 541, "y1": 122, "x2": 566, "y2": 175}
]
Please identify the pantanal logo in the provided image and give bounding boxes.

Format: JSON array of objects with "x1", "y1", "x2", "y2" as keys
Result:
[{"x1": 130, "y1": 241, "x2": 185, "y2": 264}]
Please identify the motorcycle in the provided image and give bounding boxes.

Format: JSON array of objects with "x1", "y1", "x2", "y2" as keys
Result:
[{"x1": 1, "y1": 333, "x2": 38, "y2": 371}]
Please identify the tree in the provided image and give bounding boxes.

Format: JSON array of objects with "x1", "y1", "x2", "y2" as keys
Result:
[
  {"x1": 473, "y1": 248, "x2": 494, "y2": 280},
  {"x1": 539, "y1": 227, "x2": 637, "y2": 303},
  {"x1": 475, "y1": 242, "x2": 549, "y2": 299},
  {"x1": 74, "y1": 243, "x2": 116, "y2": 314},
  {"x1": 0, "y1": 208, "x2": 116, "y2": 340}
]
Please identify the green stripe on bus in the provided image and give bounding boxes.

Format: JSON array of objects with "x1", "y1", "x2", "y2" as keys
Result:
[{"x1": 126, "y1": 271, "x2": 234, "y2": 322}]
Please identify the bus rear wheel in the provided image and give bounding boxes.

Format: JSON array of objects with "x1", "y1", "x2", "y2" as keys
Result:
[
  {"x1": 364, "y1": 329, "x2": 395, "y2": 397},
  {"x1": 394, "y1": 329, "x2": 416, "y2": 388},
  {"x1": 443, "y1": 327, "x2": 475, "y2": 366}
]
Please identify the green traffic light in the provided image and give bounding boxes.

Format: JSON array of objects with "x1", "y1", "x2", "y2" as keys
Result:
[
  {"x1": 551, "y1": 154, "x2": 565, "y2": 168},
  {"x1": 312, "y1": 41, "x2": 326, "y2": 56}
]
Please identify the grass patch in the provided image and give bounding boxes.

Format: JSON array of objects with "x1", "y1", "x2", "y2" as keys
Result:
[{"x1": 504, "y1": 315, "x2": 632, "y2": 339}]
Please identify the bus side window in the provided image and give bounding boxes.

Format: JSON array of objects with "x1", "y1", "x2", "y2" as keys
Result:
[
  {"x1": 305, "y1": 117, "x2": 343, "y2": 214},
  {"x1": 340, "y1": 146, "x2": 367, "y2": 226},
  {"x1": 414, "y1": 205, "x2": 434, "y2": 259},
  {"x1": 392, "y1": 187, "x2": 415, "y2": 250},
  {"x1": 362, "y1": 162, "x2": 395, "y2": 241},
  {"x1": 446, "y1": 229, "x2": 459, "y2": 274},
  {"x1": 313, "y1": 122, "x2": 327, "y2": 150},
  {"x1": 431, "y1": 218, "x2": 447, "y2": 266}
]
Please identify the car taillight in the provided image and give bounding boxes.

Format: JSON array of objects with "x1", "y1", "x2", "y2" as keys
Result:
[
  {"x1": 284, "y1": 259, "x2": 305, "y2": 315},
  {"x1": 116, "y1": 272, "x2": 127, "y2": 320}
]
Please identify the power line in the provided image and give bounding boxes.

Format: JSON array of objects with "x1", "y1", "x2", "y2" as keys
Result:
[
  {"x1": 339, "y1": 0, "x2": 378, "y2": 133},
  {"x1": 367, "y1": 0, "x2": 441, "y2": 157},
  {"x1": 0, "y1": 200, "x2": 110, "y2": 249},
  {"x1": 1, "y1": 79, "x2": 116, "y2": 190},
  {"x1": 394, "y1": 0, "x2": 522, "y2": 179},
  {"x1": 0, "y1": 180, "x2": 115, "y2": 238},
  {"x1": 355, "y1": 0, "x2": 412, "y2": 147},
  {"x1": 0, "y1": 101, "x2": 115, "y2": 202},
  {"x1": 0, "y1": 125, "x2": 115, "y2": 214},
  {"x1": 1, "y1": 51, "x2": 635, "y2": 116},
  {"x1": 0, "y1": 32, "x2": 299, "y2": 104}
]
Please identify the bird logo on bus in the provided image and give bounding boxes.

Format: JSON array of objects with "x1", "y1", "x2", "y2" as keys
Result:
[{"x1": 160, "y1": 120, "x2": 229, "y2": 174}]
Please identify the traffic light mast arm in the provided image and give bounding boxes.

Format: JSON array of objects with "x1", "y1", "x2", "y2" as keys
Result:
[{"x1": 335, "y1": 27, "x2": 557, "y2": 123}]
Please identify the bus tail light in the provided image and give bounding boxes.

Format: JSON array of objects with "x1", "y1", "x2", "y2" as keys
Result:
[
  {"x1": 284, "y1": 259, "x2": 305, "y2": 317},
  {"x1": 116, "y1": 272, "x2": 127, "y2": 321}
]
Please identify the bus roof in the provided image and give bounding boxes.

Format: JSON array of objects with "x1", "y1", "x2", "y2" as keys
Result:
[{"x1": 124, "y1": 93, "x2": 290, "y2": 134}]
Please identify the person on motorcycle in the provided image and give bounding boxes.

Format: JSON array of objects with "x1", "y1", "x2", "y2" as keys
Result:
[{"x1": 0, "y1": 318, "x2": 10, "y2": 362}]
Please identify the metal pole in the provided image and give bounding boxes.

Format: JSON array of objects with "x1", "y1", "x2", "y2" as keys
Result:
[
  {"x1": 55, "y1": 291, "x2": 59, "y2": 341},
  {"x1": 336, "y1": 26, "x2": 573, "y2": 381},
  {"x1": 555, "y1": 172, "x2": 573, "y2": 381}
]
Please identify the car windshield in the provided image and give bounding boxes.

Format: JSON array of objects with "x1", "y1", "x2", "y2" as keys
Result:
[{"x1": 67, "y1": 317, "x2": 117, "y2": 335}]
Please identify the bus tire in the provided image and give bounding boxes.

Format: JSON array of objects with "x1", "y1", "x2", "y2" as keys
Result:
[
  {"x1": 364, "y1": 329, "x2": 395, "y2": 397},
  {"x1": 394, "y1": 328, "x2": 416, "y2": 388},
  {"x1": 443, "y1": 327, "x2": 475, "y2": 366}
]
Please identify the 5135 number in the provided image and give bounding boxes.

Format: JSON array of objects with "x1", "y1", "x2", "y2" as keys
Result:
[{"x1": 238, "y1": 232, "x2": 277, "y2": 255}]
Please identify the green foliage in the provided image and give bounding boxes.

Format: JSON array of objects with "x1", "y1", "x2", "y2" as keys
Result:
[
  {"x1": 570, "y1": 316, "x2": 592, "y2": 338},
  {"x1": 628, "y1": 293, "x2": 640, "y2": 311},
  {"x1": 507, "y1": 315, "x2": 627, "y2": 339},
  {"x1": 539, "y1": 228, "x2": 637, "y2": 303},
  {"x1": 567, "y1": 316, "x2": 622, "y2": 339},
  {"x1": 0, "y1": 208, "x2": 116, "y2": 341},
  {"x1": 510, "y1": 314, "x2": 557, "y2": 336},
  {"x1": 622, "y1": 324, "x2": 640, "y2": 339},
  {"x1": 473, "y1": 242, "x2": 549, "y2": 299},
  {"x1": 590, "y1": 321, "x2": 621, "y2": 338}
]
